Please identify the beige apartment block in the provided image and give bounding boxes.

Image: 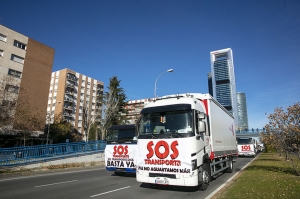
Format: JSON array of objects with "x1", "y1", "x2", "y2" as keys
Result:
[
  {"x1": 0, "y1": 24, "x2": 54, "y2": 134},
  {"x1": 47, "y1": 68, "x2": 104, "y2": 140},
  {"x1": 124, "y1": 98, "x2": 154, "y2": 124}
]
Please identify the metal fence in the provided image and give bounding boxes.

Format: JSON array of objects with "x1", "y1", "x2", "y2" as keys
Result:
[{"x1": 0, "y1": 141, "x2": 106, "y2": 167}]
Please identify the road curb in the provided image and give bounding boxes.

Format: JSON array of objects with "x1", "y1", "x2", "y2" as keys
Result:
[{"x1": 205, "y1": 155, "x2": 259, "y2": 199}]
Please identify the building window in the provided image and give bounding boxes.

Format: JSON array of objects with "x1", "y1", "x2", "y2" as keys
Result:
[
  {"x1": 0, "y1": 33, "x2": 7, "y2": 42},
  {"x1": 5, "y1": 84, "x2": 19, "y2": 93},
  {"x1": 8, "y1": 68, "x2": 22, "y2": 78},
  {"x1": 11, "y1": 54, "x2": 24, "y2": 64},
  {"x1": 13, "y1": 40, "x2": 27, "y2": 50},
  {"x1": 0, "y1": 49, "x2": 3, "y2": 57},
  {"x1": 2, "y1": 100, "x2": 16, "y2": 107}
]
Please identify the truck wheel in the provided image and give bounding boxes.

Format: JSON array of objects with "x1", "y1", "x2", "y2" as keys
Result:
[
  {"x1": 114, "y1": 172, "x2": 125, "y2": 176},
  {"x1": 226, "y1": 157, "x2": 233, "y2": 173},
  {"x1": 199, "y1": 163, "x2": 211, "y2": 191}
]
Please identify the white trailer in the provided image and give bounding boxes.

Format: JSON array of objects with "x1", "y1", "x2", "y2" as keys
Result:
[{"x1": 136, "y1": 93, "x2": 237, "y2": 190}]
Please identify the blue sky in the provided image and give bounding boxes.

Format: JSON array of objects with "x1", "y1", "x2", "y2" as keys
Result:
[{"x1": 1, "y1": 0, "x2": 299, "y2": 129}]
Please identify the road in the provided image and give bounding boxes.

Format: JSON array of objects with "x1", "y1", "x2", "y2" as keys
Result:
[{"x1": 0, "y1": 157, "x2": 255, "y2": 199}]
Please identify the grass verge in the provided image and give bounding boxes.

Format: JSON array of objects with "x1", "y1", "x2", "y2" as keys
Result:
[{"x1": 216, "y1": 152, "x2": 300, "y2": 199}]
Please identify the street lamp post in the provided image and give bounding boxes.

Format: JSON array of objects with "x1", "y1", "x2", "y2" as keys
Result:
[{"x1": 154, "y1": 69, "x2": 173, "y2": 98}]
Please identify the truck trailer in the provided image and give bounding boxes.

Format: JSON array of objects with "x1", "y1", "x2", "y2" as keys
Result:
[
  {"x1": 136, "y1": 93, "x2": 237, "y2": 190},
  {"x1": 105, "y1": 124, "x2": 137, "y2": 176}
]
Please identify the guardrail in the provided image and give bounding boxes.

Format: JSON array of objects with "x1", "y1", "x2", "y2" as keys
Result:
[{"x1": 0, "y1": 141, "x2": 106, "y2": 167}]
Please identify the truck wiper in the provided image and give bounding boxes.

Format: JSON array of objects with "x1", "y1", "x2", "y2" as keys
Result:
[
  {"x1": 151, "y1": 133, "x2": 159, "y2": 139},
  {"x1": 168, "y1": 131, "x2": 183, "y2": 138}
]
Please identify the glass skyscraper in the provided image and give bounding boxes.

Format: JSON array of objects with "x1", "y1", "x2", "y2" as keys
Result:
[
  {"x1": 237, "y1": 92, "x2": 249, "y2": 131},
  {"x1": 210, "y1": 48, "x2": 239, "y2": 127}
]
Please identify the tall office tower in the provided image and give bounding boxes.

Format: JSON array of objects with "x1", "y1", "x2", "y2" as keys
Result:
[
  {"x1": 210, "y1": 48, "x2": 238, "y2": 127},
  {"x1": 236, "y1": 92, "x2": 249, "y2": 131},
  {"x1": 47, "y1": 69, "x2": 104, "y2": 141},
  {"x1": 0, "y1": 25, "x2": 54, "y2": 133}
]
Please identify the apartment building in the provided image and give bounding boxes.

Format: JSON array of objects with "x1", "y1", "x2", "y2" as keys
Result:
[
  {"x1": 47, "y1": 69, "x2": 104, "y2": 140},
  {"x1": 124, "y1": 98, "x2": 154, "y2": 124},
  {"x1": 0, "y1": 25, "x2": 54, "y2": 138}
]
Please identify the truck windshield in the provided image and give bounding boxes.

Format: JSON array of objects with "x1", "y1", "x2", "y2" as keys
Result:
[
  {"x1": 106, "y1": 127, "x2": 136, "y2": 143},
  {"x1": 237, "y1": 138, "x2": 253, "y2": 144},
  {"x1": 138, "y1": 110, "x2": 194, "y2": 137}
]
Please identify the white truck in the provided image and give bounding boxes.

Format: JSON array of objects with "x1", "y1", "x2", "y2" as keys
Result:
[
  {"x1": 105, "y1": 124, "x2": 137, "y2": 176},
  {"x1": 237, "y1": 137, "x2": 256, "y2": 157},
  {"x1": 136, "y1": 93, "x2": 237, "y2": 190}
]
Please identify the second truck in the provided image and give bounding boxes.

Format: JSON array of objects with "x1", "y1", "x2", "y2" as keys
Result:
[
  {"x1": 136, "y1": 93, "x2": 237, "y2": 190},
  {"x1": 105, "y1": 124, "x2": 137, "y2": 176}
]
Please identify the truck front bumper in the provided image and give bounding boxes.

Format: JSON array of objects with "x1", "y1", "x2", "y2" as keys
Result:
[
  {"x1": 136, "y1": 170, "x2": 199, "y2": 187},
  {"x1": 106, "y1": 167, "x2": 136, "y2": 173}
]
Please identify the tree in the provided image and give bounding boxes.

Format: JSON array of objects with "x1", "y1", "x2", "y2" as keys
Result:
[
  {"x1": 82, "y1": 104, "x2": 93, "y2": 142},
  {"x1": 0, "y1": 75, "x2": 44, "y2": 146},
  {"x1": 0, "y1": 75, "x2": 20, "y2": 131},
  {"x1": 261, "y1": 102, "x2": 300, "y2": 176},
  {"x1": 48, "y1": 115, "x2": 73, "y2": 143},
  {"x1": 88, "y1": 122, "x2": 98, "y2": 141},
  {"x1": 97, "y1": 76, "x2": 128, "y2": 140}
]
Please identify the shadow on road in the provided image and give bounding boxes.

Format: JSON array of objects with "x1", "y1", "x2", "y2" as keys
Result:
[{"x1": 139, "y1": 182, "x2": 199, "y2": 192}]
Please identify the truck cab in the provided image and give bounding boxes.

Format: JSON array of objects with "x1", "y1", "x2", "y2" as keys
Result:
[
  {"x1": 237, "y1": 137, "x2": 256, "y2": 157},
  {"x1": 105, "y1": 124, "x2": 137, "y2": 176}
]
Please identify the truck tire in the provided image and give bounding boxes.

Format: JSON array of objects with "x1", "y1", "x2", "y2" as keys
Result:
[
  {"x1": 226, "y1": 157, "x2": 233, "y2": 173},
  {"x1": 114, "y1": 171, "x2": 125, "y2": 176},
  {"x1": 199, "y1": 163, "x2": 211, "y2": 191}
]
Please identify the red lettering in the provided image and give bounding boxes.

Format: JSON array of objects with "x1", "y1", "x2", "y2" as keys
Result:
[
  {"x1": 113, "y1": 146, "x2": 117, "y2": 155},
  {"x1": 170, "y1": 140, "x2": 179, "y2": 159},
  {"x1": 124, "y1": 145, "x2": 128, "y2": 155},
  {"x1": 113, "y1": 145, "x2": 129, "y2": 155},
  {"x1": 146, "y1": 140, "x2": 179, "y2": 159},
  {"x1": 242, "y1": 145, "x2": 251, "y2": 151},
  {"x1": 146, "y1": 141, "x2": 154, "y2": 159},
  {"x1": 155, "y1": 141, "x2": 169, "y2": 159},
  {"x1": 117, "y1": 145, "x2": 124, "y2": 155}
]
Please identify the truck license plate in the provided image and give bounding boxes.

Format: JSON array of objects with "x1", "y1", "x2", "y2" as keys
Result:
[{"x1": 155, "y1": 179, "x2": 169, "y2": 185}]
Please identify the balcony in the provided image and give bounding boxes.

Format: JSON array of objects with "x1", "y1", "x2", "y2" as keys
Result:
[
  {"x1": 67, "y1": 76, "x2": 77, "y2": 82},
  {"x1": 97, "y1": 85, "x2": 104, "y2": 91},
  {"x1": 65, "y1": 90, "x2": 74, "y2": 96},
  {"x1": 64, "y1": 97, "x2": 74, "y2": 103},
  {"x1": 64, "y1": 105, "x2": 73, "y2": 110},
  {"x1": 66, "y1": 83, "x2": 75, "y2": 89},
  {"x1": 63, "y1": 113, "x2": 73, "y2": 118}
]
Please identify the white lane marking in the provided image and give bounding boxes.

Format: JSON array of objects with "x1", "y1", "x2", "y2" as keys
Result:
[
  {"x1": 90, "y1": 186, "x2": 131, "y2": 197},
  {"x1": 205, "y1": 155, "x2": 259, "y2": 199},
  {"x1": 0, "y1": 167, "x2": 105, "y2": 182},
  {"x1": 35, "y1": 180, "x2": 78, "y2": 187}
]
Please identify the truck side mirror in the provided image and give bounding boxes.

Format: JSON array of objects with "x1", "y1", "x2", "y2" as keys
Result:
[
  {"x1": 198, "y1": 112, "x2": 205, "y2": 119},
  {"x1": 198, "y1": 121, "x2": 206, "y2": 133}
]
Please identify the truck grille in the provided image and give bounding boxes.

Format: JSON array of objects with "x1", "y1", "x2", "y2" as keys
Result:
[{"x1": 149, "y1": 173, "x2": 176, "y2": 179}]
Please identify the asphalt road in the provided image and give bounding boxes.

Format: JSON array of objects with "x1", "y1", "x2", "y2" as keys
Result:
[{"x1": 0, "y1": 156, "x2": 255, "y2": 199}]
